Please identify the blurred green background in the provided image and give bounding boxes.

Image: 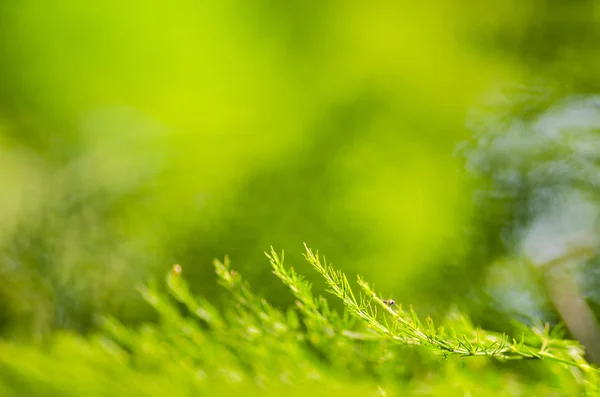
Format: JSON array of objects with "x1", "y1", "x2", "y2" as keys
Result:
[{"x1": 1, "y1": 0, "x2": 600, "y2": 340}]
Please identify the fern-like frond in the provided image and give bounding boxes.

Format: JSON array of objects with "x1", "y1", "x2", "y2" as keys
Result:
[{"x1": 303, "y1": 244, "x2": 598, "y2": 374}]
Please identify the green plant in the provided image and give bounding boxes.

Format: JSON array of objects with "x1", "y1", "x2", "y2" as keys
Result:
[{"x1": 0, "y1": 245, "x2": 598, "y2": 396}]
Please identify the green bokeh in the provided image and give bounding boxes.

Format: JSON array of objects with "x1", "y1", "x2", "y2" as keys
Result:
[{"x1": 1, "y1": 0, "x2": 599, "y2": 338}]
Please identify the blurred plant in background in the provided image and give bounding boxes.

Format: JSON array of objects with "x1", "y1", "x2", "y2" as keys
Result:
[{"x1": 0, "y1": 0, "x2": 497, "y2": 336}]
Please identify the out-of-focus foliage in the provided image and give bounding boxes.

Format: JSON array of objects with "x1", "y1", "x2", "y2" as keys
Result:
[{"x1": 0, "y1": 0, "x2": 519, "y2": 335}]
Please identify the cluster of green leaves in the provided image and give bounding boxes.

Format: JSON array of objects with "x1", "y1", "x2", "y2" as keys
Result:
[{"x1": 0, "y1": 246, "x2": 598, "y2": 396}]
